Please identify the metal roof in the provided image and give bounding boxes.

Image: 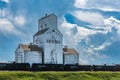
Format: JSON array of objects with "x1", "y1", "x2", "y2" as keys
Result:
[
  {"x1": 63, "y1": 48, "x2": 79, "y2": 55},
  {"x1": 20, "y1": 44, "x2": 42, "y2": 51},
  {"x1": 33, "y1": 28, "x2": 48, "y2": 37}
]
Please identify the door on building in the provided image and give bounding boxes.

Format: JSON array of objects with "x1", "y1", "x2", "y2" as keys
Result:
[{"x1": 51, "y1": 49, "x2": 57, "y2": 64}]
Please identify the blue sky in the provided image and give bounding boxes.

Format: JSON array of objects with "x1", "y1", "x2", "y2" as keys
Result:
[{"x1": 0, "y1": 0, "x2": 120, "y2": 65}]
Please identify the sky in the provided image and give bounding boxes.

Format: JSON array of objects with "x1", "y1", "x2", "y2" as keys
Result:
[{"x1": 0, "y1": 0, "x2": 120, "y2": 65}]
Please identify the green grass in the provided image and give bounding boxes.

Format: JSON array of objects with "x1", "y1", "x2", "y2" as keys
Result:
[{"x1": 0, "y1": 71, "x2": 120, "y2": 80}]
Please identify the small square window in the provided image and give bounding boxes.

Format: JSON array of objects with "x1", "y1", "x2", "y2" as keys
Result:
[
  {"x1": 41, "y1": 25, "x2": 43, "y2": 29},
  {"x1": 45, "y1": 24, "x2": 47, "y2": 27}
]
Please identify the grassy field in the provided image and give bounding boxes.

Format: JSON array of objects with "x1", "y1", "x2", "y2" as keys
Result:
[{"x1": 0, "y1": 71, "x2": 120, "y2": 80}]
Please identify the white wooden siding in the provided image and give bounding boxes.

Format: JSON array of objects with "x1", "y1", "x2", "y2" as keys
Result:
[
  {"x1": 24, "y1": 51, "x2": 42, "y2": 66},
  {"x1": 64, "y1": 54, "x2": 79, "y2": 64}
]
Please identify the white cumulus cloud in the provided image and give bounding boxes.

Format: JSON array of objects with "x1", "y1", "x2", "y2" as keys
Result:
[
  {"x1": 60, "y1": 17, "x2": 97, "y2": 45},
  {"x1": 94, "y1": 42, "x2": 112, "y2": 51},
  {"x1": 14, "y1": 15, "x2": 26, "y2": 26},
  {"x1": 104, "y1": 16, "x2": 120, "y2": 36},
  {"x1": 60, "y1": 15, "x2": 120, "y2": 64},
  {"x1": 2, "y1": 0, "x2": 9, "y2": 3},
  {"x1": 0, "y1": 5, "x2": 26, "y2": 35},
  {"x1": 0, "y1": 18, "x2": 21, "y2": 35},
  {"x1": 74, "y1": 0, "x2": 88, "y2": 8},
  {"x1": 0, "y1": 9, "x2": 26, "y2": 36},
  {"x1": 74, "y1": 0, "x2": 120, "y2": 11},
  {"x1": 72, "y1": 11, "x2": 104, "y2": 25}
]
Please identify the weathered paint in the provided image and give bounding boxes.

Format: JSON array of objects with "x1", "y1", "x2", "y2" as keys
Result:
[
  {"x1": 64, "y1": 54, "x2": 79, "y2": 64},
  {"x1": 15, "y1": 45, "x2": 24, "y2": 63},
  {"x1": 24, "y1": 51, "x2": 42, "y2": 66},
  {"x1": 33, "y1": 14, "x2": 63, "y2": 64},
  {"x1": 15, "y1": 14, "x2": 79, "y2": 65},
  {"x1": 15, "y1": 45, "x2": 42, "y2": 66}
]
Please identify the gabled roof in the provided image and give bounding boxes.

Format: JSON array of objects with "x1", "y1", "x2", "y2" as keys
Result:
[
  {"x1": 40, "y1": 13, "x2": 57, "y2": 20},
  {"x1": 20, "y1": 44, "x2": 30, "y2": 51},
  {"x1": 33, "y1": 28, "x2": 48, "y2": 37},
  {"x1": 63, "y1": 48, "x2": 79, "y2": 55},
  {"x1": 29, "y1": 45, "x2": 42, "y2": 51},
  {"x1": 20, "y1": 44, "x2": 42, "y2": 51}
]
